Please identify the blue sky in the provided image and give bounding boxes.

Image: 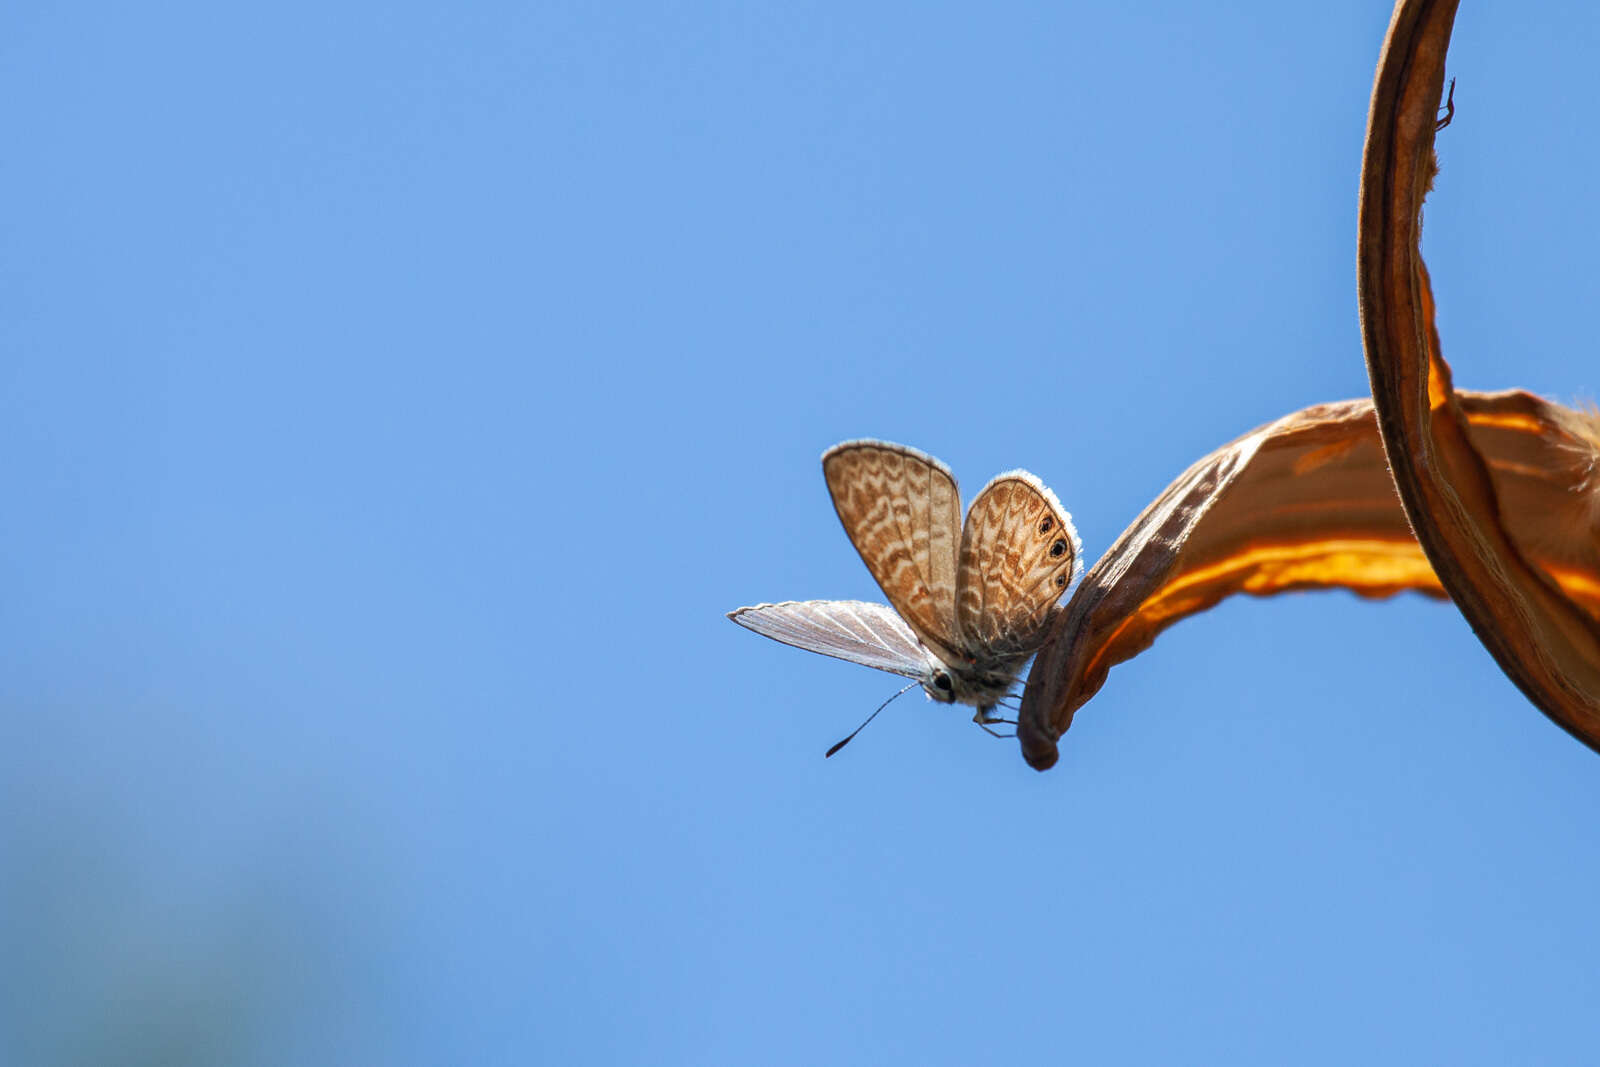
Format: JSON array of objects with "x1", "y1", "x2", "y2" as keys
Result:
[{"x1": 6, "y1": 2, "x2": 1600, "y2": 1063}]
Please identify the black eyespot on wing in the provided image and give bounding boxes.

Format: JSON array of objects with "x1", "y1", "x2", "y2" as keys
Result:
[
  {"x1": 1038, "y1": 516, "x2": 1054, "y2": 534},
  {"x1": 1050, "y1": 538, "x2": 1068, "y2": 558},
  {"x1": 933, "y1": 673, "x2": 953, "y2": 692},
  {"x1": 1055, "y1": 573, "x2": 1067, "y2": 588}
]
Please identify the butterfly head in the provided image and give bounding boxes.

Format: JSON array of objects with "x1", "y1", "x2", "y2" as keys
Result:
[{"x1": 920, "y1": 663, "x2": 1019, "y2": 708}]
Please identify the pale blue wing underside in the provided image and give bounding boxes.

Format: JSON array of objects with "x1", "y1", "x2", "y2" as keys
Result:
[{"x1": 726, "y1": 599, "x2": 936, "y2": 679}]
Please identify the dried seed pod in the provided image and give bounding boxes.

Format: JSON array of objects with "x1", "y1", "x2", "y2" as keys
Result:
[
  {"x1": 1356, "y1": 0, "x2": 1600, "y2": 755},
  {"x1": 1021, "y1": 0, "x2": 1600, "y2": 769},
  {"x1": 1018, "y1": 392, "x2": 1600, "y2": 769}
]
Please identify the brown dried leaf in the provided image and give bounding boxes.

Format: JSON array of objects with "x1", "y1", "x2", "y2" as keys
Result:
[
  {"x1": 1017, "y1": 391, "x2": 1600, "y2": 770},
  {"x1": 1355, "y1": 0, "x2": 1600, "y2": 754},
  {"x1": 1018, "y1": 0, "x2": 1600, "y2": 770}
]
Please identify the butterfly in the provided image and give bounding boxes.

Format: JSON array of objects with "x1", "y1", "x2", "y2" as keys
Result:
[{"x1": 728, "y1": 439, "x2": 1082, "y2": 749}]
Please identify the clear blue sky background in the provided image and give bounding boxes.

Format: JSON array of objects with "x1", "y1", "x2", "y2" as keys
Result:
[{"x1": 5, "y1": 2, "x2": 1600, "y2": 1063}]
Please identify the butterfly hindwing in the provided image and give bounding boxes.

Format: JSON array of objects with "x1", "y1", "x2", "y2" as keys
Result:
[
  {"x1": 956, "y1": 470, "x2": 1083, "y2": 658},
  {"x1": 726, "y1": 600, "x2": 935, "y2": 679},
  {"x1": 822, "y1": 440, "x2": 964, "y2": 663}
]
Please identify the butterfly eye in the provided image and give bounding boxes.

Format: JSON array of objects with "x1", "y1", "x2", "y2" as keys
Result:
[
  {"x1": 1038, "y1": 517, "x2": 1054, "y2": 534},
  {"x1": 933, "y1": 673, "x2": 953, "y2": 692},
  {"x1": 1050, "y1": 538, "x2": 1068, "y2": 558}
]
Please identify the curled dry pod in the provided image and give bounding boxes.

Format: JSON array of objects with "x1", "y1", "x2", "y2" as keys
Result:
[
  {"x1": 1021, "y1": 0, "x2": 1600, "y2": 769},
  {"x1": 1018, "y1": 392, "x2": 1600, "y2": 769},
  {"x1": 1356, "y1": 1, "x2": 1600, "y2": 756}
]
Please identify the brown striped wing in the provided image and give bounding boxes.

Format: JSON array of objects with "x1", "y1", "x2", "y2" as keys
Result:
[
  {"x1": 822, "y1": 440, "x2": 964, "y2": 664},
  {"x1": 956, "y1": 470, "x2": 1083, "y2": 659}
]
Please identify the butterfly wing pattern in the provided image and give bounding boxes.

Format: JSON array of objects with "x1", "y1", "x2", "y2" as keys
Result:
[
  {"x1": 956, "y1": 471, "x2": 1083, "y2": 659},
  {"x1": 727, "y1": 438, "x2": 1083, "y2": 744},
  {"x1": 821, "y1": 440, "x2": 964, "y2": 665}
]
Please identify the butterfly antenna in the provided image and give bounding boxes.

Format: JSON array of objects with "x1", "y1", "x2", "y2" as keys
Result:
[{"x1": 826, "y1": 680, "x2": 920, "y2": 758}]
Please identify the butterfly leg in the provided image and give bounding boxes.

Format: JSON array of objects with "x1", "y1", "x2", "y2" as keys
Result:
[{"x1": 973, "y1": 707, "x2": 1017, "y2": 738}]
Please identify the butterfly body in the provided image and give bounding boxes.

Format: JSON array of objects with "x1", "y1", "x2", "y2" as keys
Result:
[
  {"x1": 729, "y1": 440, "x2": 1083, "y2": 733},
  {"x1": 934, "y1": 656, "x2": 1030, "y2": 712}
]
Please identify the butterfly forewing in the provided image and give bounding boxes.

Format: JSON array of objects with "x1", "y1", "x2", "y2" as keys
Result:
[
  {"x1": 822, "y1": 441, "x2": 964, "y2": 662},
  {"x1": 956, "y1": 471, "x2": 1083, "y2": 657},
  {"x1": 726, "y1": 600, "x2": 935, "y2": 679}
]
